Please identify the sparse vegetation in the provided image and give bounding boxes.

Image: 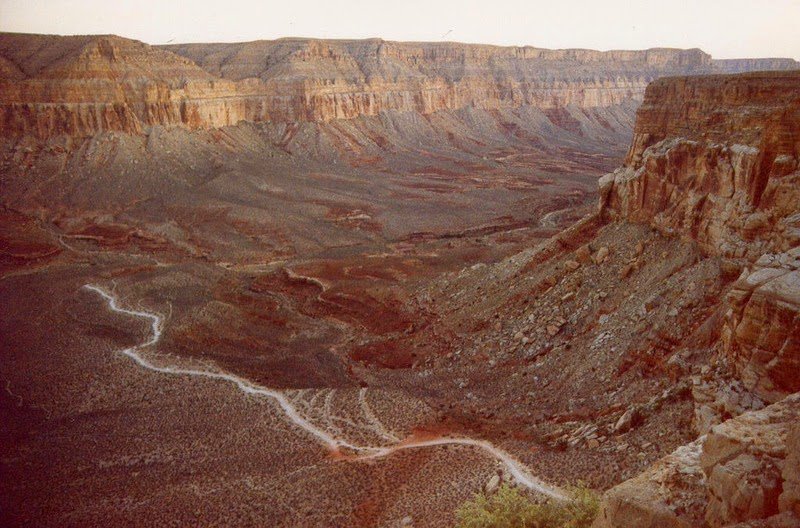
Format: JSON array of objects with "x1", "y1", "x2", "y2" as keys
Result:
[{"x1": 455, "y1": 483, "x2": 599, "y2": 528}]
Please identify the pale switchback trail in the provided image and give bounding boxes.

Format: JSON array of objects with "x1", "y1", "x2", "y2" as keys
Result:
[{"x1": 84, "y1": 284, "x2": 566, "y2": 500}]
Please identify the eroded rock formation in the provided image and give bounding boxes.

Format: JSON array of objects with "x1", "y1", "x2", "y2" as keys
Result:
[
  {"x1": 600, "y1": 71, "x2": 800, "y2": 404},
  {"x1": 1, "y1": 32, "x2": 796, "y2": 140},
  {"x1": 162, "y1": 39, "x2": 711, "y2": 120},
  {"x1": 600, "y1": 72, "x2": 800, "y2": 260},
  {"x1": 594, "y1": 395, "x2": 800, "y2": 527},
  {"x1": 701, "y1": 394, "x2": 800, "y2": 526},
  {"x1": 592, "y1": 438, "x2": 707, "y2": 527},
  {"x1": 723, "y1": 251, "x2": 800, "y2": 403},
  {"x1": 595, "y1": 71, "x2": 800, "y2": 528}
]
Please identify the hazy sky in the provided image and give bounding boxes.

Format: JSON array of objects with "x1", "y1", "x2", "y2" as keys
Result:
[{"x1": 1, "y1": 0, "x2": 798, "y2": 59}]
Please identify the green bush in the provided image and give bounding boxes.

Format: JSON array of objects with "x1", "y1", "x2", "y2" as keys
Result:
[{"x1": 455, "y1": 483, "x2": 598, "y2": 528}]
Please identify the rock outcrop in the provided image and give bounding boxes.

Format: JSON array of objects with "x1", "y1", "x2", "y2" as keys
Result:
[
  {"x1": 592, "y1": 438, "x2": 707, "y2": 527},
  {"x1": 701, "y1": 394, "x2": 800, "y2": 526},
  {"x1": 595, "y1": 70, "x2": 800, "y2": 528},
  {"x1": 722, "y1": 250, "x2": 800, "y2": 403},
  {"x1": 2, "y1": 33, "x2": 797, "y2": 140},
  {"x1": 594, "y1": 395, "x2": 800, "y2": 528},
  {"x1": 600, "y1": 72, "x2": 800, "y2": 260},
  {"x1": 599, "y1": 71, "x2": 800, "y2": 404}
]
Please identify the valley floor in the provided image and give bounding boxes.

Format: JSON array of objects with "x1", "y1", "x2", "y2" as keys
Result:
[{"x1": 1, "y1": 118, "x2": 628, "y2": 526}]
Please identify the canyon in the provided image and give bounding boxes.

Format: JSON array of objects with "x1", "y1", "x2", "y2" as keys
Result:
[
  {"x1": 0, "y1": 31, "x2": 799, "y2": 528},
  {"x1": 2, "y1": 33, "x2": 797, "y2": 139}
]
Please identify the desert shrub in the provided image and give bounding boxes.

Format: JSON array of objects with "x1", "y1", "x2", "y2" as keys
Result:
[{"x1": 455, "y1": 483, "x2": 598, "y2": 528}]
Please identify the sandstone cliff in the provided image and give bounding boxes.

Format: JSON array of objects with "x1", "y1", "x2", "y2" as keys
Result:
[
  {"x1": 2, "y1": 32, "x2": 795, "y2": 140},
  {"x1": 594, "y1": 71, "x2": 800, "y2": 528},
  {"x1": 599, "y1": 71, "x2": 800, "y2": 404},
  {"x1": 594, "y1": 395, "x2": 800, "y2": 527},
  {"x1": 600, "y1": 72, "x2": 800, "y2": 259},
  {"x1": 162, "y1": 39, "x2": 711, "y2": 121}
]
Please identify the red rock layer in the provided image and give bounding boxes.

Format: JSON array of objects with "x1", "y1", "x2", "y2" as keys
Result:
[
  {"x1": 601, "y1": 72, "x2": 800, "y2": 260},
  {"x1": 0, "y1": 32, "x2": 721, "y2": 139},
  {"x1": 722, "y1": 252, "x2": 800, "y2": 403},
  {"x1": 599, "y1": 71, "x2": 800, "y2": 403}
]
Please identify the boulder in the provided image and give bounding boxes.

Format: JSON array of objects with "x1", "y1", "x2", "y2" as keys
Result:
[
  {"x1": 594, "y1": 246, "x2": 610, "y2": 264},
  {"x1": 705, "y1": 453, "x2": 782, "y2": 526},
  {"x1": 721, "y1": 251, "x2": 800, "y2": 403},
  {"x1": 701, "y1": 394, "x2": 800, "y2": 474},
  {"x1": 575, "y1": 245, "x2": 593, "y2": 263},
  {"x1": 592, "y1": 439, "x2": 706, "y2": 528},
  {"x1": 614, "y1": 407, "x2": 641, "y2": 434},
  {"x1": 485, "y1": 474, "x2": 501, "y2": 494}
]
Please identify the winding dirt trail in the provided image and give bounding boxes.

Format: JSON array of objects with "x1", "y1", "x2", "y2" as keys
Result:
[{"x1": 84, "y1": 284, "x2": 566, "y2": 500}]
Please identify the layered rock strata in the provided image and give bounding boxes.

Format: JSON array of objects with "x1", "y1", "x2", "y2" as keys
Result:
[
  {"x1": 722, "y1": 251, "x2": 800, "y2": 402},
  {"x1": 713, "y1": 58, "x2": 800, "y2": 74},
  {"x1": 2, "y1": 32, "x2": 795, "y2": 140},
  {"x1": 595, "y1": 71, "x2": 800, "y2": 528},
  {"x1": 594, "y1": 395, "x2": 800, "y2": 527},
  {"x1": 599, "y1": 71, "x2": 800, "y2": 403},
  {"x1": 600, "y1": 72, "x2": 800, "y2": 260},
  {"x1": 162, "y1": 39, "x2": 711, "y2": 121},
  {"x1": 701, "y1": 394, "x2": 800, "y2": 526}
]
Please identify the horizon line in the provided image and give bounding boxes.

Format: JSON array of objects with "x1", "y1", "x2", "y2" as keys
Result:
[{"x1": 1, "y1": 30, "x2": 798, "y2": 62}]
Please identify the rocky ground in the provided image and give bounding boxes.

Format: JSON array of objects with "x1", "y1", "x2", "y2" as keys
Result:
[
  {"x1": 0, "y1": 83, "x2": 622, "y2": 526},
  {"x1": 1, "y1": 35, "x2": 799, "y2": 528}
]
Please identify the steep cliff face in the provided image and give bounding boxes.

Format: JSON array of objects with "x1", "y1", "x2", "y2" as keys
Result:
[
  {"x1": 162, "y1": 39, "x2": 712, "y2": 121},
  {"x1": 594, "y1": 71, "x2": 800, "y2": 528},
  {"x1": 4, "y1": 32, "x2": 790, "y2": 140},
  {"x1": 0, "y1": 34, "x2": 239, "y2": 138},
  {"x1": 723, "y1": 250, "x2": 800, "y2": 403},
  {"x1": 599, "y1": 71, "x2": 800, "y2": 403},
  {"x1": 600, "y1": 72, "x2": 800, "y2": 260}
]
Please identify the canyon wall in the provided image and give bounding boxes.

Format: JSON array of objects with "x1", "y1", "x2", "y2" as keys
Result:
[
  {"x1": 599, "y1": 71, "x2": 800, "y2": 403},
  {"x1": 713, "y1": 57, "x2": 800, "y2": 74},
  {"x1": 600, "y1": 71, "x2": 800, "y2": 260},
  {"x1": 2, "y1": 32, "x2": 794, "y2": 140},
  {"x1": 595, "y1": 69, "x2": 800, "y2": 528},
  {"x1": 161, "y1": 39, "x2": 711, "y2": 120}
]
